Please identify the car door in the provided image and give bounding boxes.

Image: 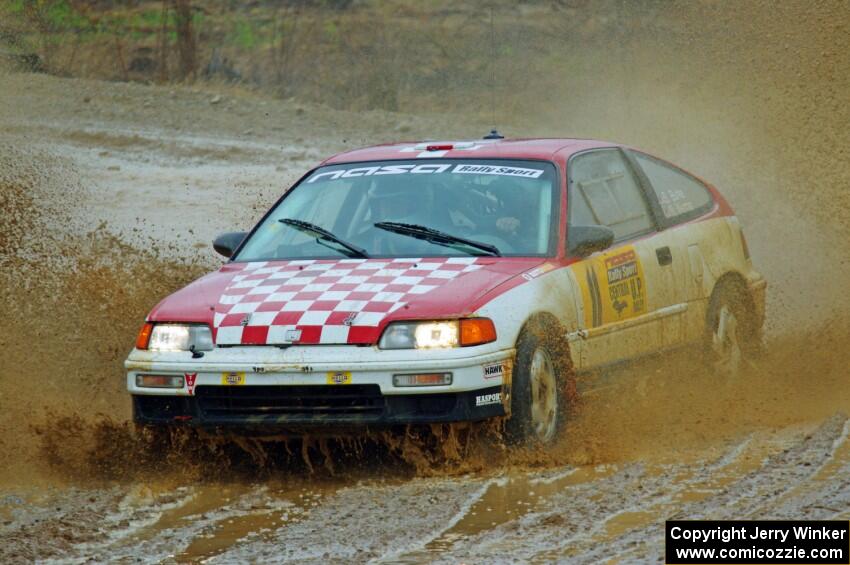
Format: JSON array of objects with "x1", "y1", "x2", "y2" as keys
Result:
[
  {"x1": 566, "y1": 148, "x2": 681, "y2": 369},
  {"x1": 626, "y1": 150, "x2": 718, "y2": 345}
]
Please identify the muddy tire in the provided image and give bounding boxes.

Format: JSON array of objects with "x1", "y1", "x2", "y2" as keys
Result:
[
  {"x1": 704, "y1": 278, "x2": 760, "y2": 381},
  {"x1": 505, "y1": 317, "x2": 576, "y2": 446}
]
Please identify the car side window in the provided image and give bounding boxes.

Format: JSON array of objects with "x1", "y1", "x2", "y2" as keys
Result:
[
  {"x1": 569, "y1": 149, "x2": 654, "y2": 242},
  {"x1": 630, "y1": 151, "x2": 714, "y2": 224}
]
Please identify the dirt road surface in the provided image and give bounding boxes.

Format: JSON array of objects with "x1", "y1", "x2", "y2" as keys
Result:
[{"x1": 1, "y1": 69, "x2": 849, "y2": 564}]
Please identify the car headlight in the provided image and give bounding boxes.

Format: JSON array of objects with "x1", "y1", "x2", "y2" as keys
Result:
[
  {"x1": 136, "y1": 323, "x2": 214, "y2": 352},
  {"x1": 378, "y1": 319, "x2": 496, "y2": 349}
]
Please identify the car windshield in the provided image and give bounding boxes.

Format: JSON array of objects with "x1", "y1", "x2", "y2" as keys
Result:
[{"x1": 235, "y1": 159, "x2": 559, "y2": 261}]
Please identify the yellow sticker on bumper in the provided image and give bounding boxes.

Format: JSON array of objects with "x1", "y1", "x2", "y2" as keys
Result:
[
  {"x1": 221, "y1": 371, "x2": 246, "y2": 385},
  {"x1": 326, "y1": 371, "x2": 352, "y2": 385}
]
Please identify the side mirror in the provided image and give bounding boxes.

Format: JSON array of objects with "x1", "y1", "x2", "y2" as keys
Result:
[
  {"x1": 213, "y1": 231, "x2": 248, "y2": 258},
  {"x1": 567, "y1": 224, "x2": 615, "y2": 258}
]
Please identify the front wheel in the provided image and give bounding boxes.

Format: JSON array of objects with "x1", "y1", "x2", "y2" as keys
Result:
[{"x1": 505, "y1": 318, "x2": 576, "y2": 446}]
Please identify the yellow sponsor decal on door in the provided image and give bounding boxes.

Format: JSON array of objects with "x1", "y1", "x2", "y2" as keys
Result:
[
  {"x1": 326, "y1": 371, "x2": 352, "y2": 385},
  {"x1": 572, "y1": 245, "x2": 647, "y2": 328},
  {"x1": 221, "y1": 371, "x2": 246, "y2": 385}
]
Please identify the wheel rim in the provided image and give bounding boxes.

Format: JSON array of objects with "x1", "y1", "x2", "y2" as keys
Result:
[
  {"x1": 529, "y1": 347, "x2": 558, "y2": 443},
  {"x1": 712, "y1": 304, "x2": 742, "y2": 379}
]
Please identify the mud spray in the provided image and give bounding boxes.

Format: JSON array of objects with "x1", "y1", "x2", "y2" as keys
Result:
[
  {"x1": 2, "y1": 132, "x2": 848, "y2": 490},
  {"x1": 0, "y1": 144, "x2": 207, "y2": 486},
  {"x1": 0, "y1": 145, "x2": 492, "y2": 486}
]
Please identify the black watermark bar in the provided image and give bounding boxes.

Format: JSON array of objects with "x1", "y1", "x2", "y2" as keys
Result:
[{"x1": 666, "y1": 520, "x2": 849, "y2": 564}]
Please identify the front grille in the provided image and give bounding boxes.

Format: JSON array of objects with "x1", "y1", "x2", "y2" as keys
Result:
[
  {"x1": 194, "y1": 385, "x2": 385, "y2": 420},
  {"x1": 134, "y1": 395, "x2": 192, "y2": 420},
  {"x1": 387, "y1": 393, "x2": 458, "y2": 417}
]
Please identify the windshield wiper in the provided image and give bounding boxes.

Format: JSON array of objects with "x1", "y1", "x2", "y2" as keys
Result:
[
  {"x1": 374, "y1": 222, "x2": 501, "y2": 257},
  {"x1": 279, "y1": 218, "x2": 369, "y2": 258}
]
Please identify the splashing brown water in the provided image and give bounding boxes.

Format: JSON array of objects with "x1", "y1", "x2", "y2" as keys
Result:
[
  {"x1": 561, "y1": 323, "x2": 850, "y2": 467},
  {"x1": 0, "y1": 144, "x2": 504, "y2": 482},
  {"x1": 0, "y1": 145, "x2": 209, "y2": 487},
  {"x1": 0, "y1": 143, "x2": 541, "y2": 483},
  {"x1": 2, "y1": 133, "x2": 849, "y2": 489},
  {"x1": 2, "y1": 0, "x2": 850, "y2": 485}
]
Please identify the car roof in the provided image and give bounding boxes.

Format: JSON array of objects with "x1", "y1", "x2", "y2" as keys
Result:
[{"x1": 321, "y1": 137, "x2": 618, "y2": 165}]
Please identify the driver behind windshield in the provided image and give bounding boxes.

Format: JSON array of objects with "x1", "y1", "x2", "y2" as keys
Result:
[
  {"x1": 477, "y1": 177, "x2": 540, "y2": 250},
  {"x1": 358, "y1": 173, "x2": 541, "y2": 256},
  {"x1": 360, "y1": 179, "x2": 435, "y2": 255}
]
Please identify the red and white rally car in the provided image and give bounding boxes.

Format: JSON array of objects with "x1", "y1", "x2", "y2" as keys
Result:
[{"x1": 127, "y1": 134, "x2": 766, "y2": 444}]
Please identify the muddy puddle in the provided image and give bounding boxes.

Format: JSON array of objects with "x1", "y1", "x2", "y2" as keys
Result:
[{"x1": 114, "y1": 481, "x2": 323, "y2": 563}]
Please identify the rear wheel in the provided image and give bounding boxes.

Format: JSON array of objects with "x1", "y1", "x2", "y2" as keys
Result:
[
  {"x1": 506, "y1": 318, "x2": 575, "y2": 446},
  {"x1": 705, "y1": 280, "x2": 759, "y2": 381}
]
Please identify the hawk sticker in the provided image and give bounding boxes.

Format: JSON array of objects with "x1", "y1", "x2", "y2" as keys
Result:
[
  {"x1": 483, "y1": 362, "x2": 505, "y2": 379},
  {"x1": 572, "y1": 246, "x2": 647, "y2": 328}
]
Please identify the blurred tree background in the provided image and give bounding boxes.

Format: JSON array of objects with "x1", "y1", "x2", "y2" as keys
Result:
[{"x1": 0, "y1": 0, "x2": 678, "y2": 113}]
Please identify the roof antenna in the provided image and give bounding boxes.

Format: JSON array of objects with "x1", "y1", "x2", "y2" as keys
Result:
[{"x1": 483, "y1": 4, "x2": 504, "y2": 141}]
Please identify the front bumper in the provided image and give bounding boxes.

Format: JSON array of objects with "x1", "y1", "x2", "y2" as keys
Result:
[
  {"x1": 132, "y1": 385, "x2": 506, "y2": 427},
  {"x1": 127, "y1": 344, "x2": 513, "y2": 428}
]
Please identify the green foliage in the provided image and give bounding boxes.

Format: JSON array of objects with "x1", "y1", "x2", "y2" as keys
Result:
[
  {"x1": 322, "y1": 19, "x2": 338, "y2": 40},
  {"x1": 44, "y1": 0, "x2": 71, "y2": 27},
  {"x1": 232, "y1": 20, "x2": 258, "y2": 49},
  {"x1": 43, "y1": 0, "x2": 88, "y2": 31},
  {"x1": 7, "y1": 0, "x2": 26, "y2": 15},
  {"x1": 136, "y1": 8, "x2": 169, "y2": 29}
]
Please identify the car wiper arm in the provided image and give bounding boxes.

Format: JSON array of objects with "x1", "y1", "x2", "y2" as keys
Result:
[
  {"x1": 279, "y1": 218, "x2": 369, "y2": 258},
  {"x1": 374, "y1": 222, "x2": 501, "y2": 257}
]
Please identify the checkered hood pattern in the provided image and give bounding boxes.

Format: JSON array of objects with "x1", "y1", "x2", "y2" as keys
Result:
[{"x1": 214, "y1": 257, "x2": 483, "y2": 345}]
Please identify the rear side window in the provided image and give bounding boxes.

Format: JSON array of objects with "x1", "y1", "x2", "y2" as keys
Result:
[
  {"x1": 568, "y1": 149, "x2": 654, "y2": 242},
  {"x1": 631, "y1": 151, "x2": 714, "y2": 224}
]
